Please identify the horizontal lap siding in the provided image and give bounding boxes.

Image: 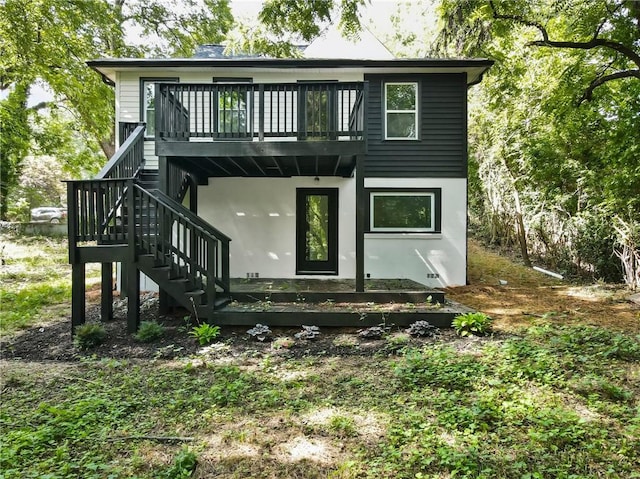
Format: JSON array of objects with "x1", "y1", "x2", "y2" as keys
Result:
[{"x1": 364, "y1": 73, "x2": 467, "y2": 178}]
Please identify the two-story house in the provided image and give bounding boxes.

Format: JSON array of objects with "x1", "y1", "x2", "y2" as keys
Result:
[{"x1": 67, "y1": 34, "x2": 492, "y2": 332}]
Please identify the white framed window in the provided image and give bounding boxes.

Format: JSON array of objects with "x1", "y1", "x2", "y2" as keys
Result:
[
  {"x1": 214, "y1": 78, "x2": 252, "y2": 137},
  {"x1": 140, "y1": 77, "x2": 178, "y2": 138},
  {"x1": 370, "y1": 191, "x2": 436, "y2": 232},
  {"x1": 384, "y1": 82, "x2": 418, "y2": 139}
]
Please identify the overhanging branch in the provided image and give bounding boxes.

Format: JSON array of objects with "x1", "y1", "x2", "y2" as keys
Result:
[{"x1": 580, "y1": 69, "x2": 640, "y2": 102}]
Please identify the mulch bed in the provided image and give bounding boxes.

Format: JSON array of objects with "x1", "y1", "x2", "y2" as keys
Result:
[{"x1": 0, "y1": 294, "x2": 485, "y2": 362}]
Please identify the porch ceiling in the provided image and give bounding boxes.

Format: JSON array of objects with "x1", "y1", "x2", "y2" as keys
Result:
[{"x1": 174, "y1": 153, "x2": 357, "y2": 178}]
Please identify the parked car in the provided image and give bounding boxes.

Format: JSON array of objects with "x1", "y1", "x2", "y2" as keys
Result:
[{"x1": 31, "y1": 207, "x2": 67, "y2": 223}]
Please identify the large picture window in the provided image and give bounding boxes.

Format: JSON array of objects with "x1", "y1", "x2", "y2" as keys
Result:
[
  {"x1": 369, "y1": 190, "x2": 440, "y2": 232},
  {"x1": 384, "y1": 82, "x2": 418, "y2": 139},
  {"x1": 140, "y1": 77, "x2": 178, "y2": 138}
]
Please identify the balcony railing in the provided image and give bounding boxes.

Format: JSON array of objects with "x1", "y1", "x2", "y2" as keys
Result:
[{"x1": 155, "y1": 81, "x2": 367, "y2": 142}]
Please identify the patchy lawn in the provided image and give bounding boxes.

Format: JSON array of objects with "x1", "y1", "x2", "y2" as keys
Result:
[{"x1": 1, "y1": 234, "x2": 639, "y2": 478}]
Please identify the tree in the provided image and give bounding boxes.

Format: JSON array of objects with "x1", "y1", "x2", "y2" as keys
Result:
[
  {"x1": 0, "y1": 0, "x2": 233, "y2": 219},
  {"x1": 437, "y1": 0, "x2": 640, "y2": 280},
  {"x1": 437, "y1": 0, "x2": 640, "y2": 102},
  {"x1": 0, "y1": 82, "x2": 31, "y2": 220}
]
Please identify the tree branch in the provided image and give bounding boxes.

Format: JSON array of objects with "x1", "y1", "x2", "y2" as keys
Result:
[
  {"x1": 528, "y1": 38, "x2": 640, "y2": 69},
  {"x1": 580, "y1": 69, "x2": 640, "y2": 102},
  {"x1": 489, "y1": 0, "x2": 640, "y2": 68}
]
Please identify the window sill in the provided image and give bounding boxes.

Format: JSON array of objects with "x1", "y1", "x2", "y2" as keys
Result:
[{"x1": 365, "y1": 233, "x2": 442, "y2": 240}]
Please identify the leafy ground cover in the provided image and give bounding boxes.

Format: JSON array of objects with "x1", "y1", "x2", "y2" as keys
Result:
[{"x1": 1, "y1": 234, "x2": 639, "y2": 478}]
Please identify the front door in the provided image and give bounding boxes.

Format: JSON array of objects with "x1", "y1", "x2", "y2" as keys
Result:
[{"x1": 296, "y1": 188, "x2": 338, "y2": 275}]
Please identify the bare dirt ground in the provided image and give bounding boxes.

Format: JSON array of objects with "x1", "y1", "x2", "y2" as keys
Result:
[
  {"x1": 447, "y1": 240, "x2": 640, "y2": 333},
  {"x1": 1, "y1": 239, "x2": 638, "y2": 362}
]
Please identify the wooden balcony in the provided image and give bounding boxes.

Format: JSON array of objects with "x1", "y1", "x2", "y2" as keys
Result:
[{"x1": 154, "y1": 81, "x2": 367, "y2": 177}]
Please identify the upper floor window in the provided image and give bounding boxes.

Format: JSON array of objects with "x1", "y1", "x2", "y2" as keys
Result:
[
  {"x1": 214, "y1": 78, "x2": 252, "y2": 138},
  {"x1": 385, "y1": 82, "x2": 418, "y2": 140},
  {"x1": 140, "y1": 77, "x2": 178, "y2": 138}
]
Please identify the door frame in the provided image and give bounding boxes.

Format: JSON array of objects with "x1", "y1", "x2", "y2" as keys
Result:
[{"x1": 296, "y1": 188, "x2": 339, "y2": 275}]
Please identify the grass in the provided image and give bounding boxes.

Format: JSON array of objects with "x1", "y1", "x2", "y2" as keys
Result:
[
  {"x1": 0, "y1": 233, "x2": 99, "y2": 336},
  {"x1": 1, "y1": 233, "x2": 639, "y2": 477},
  {"x1": 1, "y1": 326, "x2": 639, "y2": 477}
]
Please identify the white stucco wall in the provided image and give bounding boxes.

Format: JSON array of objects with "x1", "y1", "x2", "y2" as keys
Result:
[
  {"x1": 198, "y1": 176, "x2": 356, "y2": 279},
  {"x1": 364, "y1": 177, "x2": 467, "y2": 287}
]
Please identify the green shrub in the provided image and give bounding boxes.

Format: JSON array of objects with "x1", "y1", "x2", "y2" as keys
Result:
[
  {"x1": 452, "y1": 312, "x2": 492, "y2": 337},
  {"x1": 134, "y1": 321, "x2": 165, "y2": 342},
  {"x1": 73, "y1": 323, "x2": 107, "y2": 350},
  {"x1": 189, "y1": 323, "x2": 221, "y2": 345}
]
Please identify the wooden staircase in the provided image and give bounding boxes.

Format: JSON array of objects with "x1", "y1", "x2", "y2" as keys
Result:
[{"x1": 67, "y1": 123, "x2": 231, "y2": 333}]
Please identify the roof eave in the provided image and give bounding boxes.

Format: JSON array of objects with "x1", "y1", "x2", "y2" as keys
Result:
[{"x1": 87, "y1": 58, "x2": 494, "y2": 86}]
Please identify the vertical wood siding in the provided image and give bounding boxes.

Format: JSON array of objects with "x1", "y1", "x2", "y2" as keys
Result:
[{"x1": 364, "y1": 73, "x2": 467, "y2": 178}]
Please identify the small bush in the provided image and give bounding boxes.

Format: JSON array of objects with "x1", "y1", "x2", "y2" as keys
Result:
[
  {"x1": 73, "y1": 323, "x2": 106, "y2": 350},
  {"x1": 134, "y1": 321, "x2": 165, "y2": 343},
  {"x1": 452, "y1": 312, "x2": 492, "y2": 337},
  {"x1": 189, "y1": 323, "x2": 221, "y2": 345},
  {"x1": 247, "y1": 323, "x2": 272, "y2": 341},
  {"x1": 405, "y1": 320, "x2": 440, "y2": 337}
]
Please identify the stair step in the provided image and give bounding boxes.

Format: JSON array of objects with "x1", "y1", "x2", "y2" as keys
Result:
[{"x1": 185, "y1": 290, "x2": 206, "y2": 306}]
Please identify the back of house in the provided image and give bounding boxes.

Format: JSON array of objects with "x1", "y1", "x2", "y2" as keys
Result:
[{"x1": 67, "y1": 32, "x2": 491, "y2": 331}]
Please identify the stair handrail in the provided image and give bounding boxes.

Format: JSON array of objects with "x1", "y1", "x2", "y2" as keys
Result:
[
  {"x1": 150, "y1": 189, "x2": 232, "y2": 243},
  {"x1": 96, "y1": 123, "x2": 146, "y2": 179},
  {"x1": 133, "y1": 184, "x2": 231, "y2": 300}
]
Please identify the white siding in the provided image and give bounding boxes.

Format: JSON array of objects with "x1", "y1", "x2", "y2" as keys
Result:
[{"x1": 364, "y1": 178, "x2": 467, "y2": 287}]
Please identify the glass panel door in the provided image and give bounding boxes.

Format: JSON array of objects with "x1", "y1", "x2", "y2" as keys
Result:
[{"x1": 296, "y1": 188, "x2": 338, "y2": 274}]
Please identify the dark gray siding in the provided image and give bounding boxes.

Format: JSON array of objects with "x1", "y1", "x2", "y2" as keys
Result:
[{"x1": 364, "y1": 73, "x2": 467, "y2": 178}]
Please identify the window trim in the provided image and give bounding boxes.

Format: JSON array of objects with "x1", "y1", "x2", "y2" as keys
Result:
[
  {"x1": 139, "y1": 77, "x2": 179, "y2": 139},
  {"x1": 384, "y1": 81, "x2": 419, "y2": 140},
  {"x1": 366, "y1": 188, "x2": 441, "y2": 233}
]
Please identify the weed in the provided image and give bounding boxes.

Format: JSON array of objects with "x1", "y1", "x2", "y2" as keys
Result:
[
  {"x1": 328, "y1": 415, "x2": 357, "y2": 437},
  {"x1": 189, "y1": 323, "x2": 221, "y2": 345},
  {"x1": 73, "y1": 323, "x2": 107, "y2": 350},
  {"x1": 272, "y1": 337, "x2": 295, "y2": 349},
  {"x1": 134, "y1": 321, "x2": 165, "y2": 342},
  {"x1": 332, "y1": 334, "x2": 359, "y2": 348},
  {"x1": 158, "y1": 448, "x2": 197, "y2": 479},
  {"x1": 358, "y1": 324, "x2": 390, "y2": 339},
  {"x1": 452, "y1": 312, "x2": 493, "y2": 336},
  {"x1": 385, "y1": 332, "x2": 411, "y2": 351}
]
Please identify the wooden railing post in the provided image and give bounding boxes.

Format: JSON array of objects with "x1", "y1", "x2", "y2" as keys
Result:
[
  {"x1": 207, "y1": 237, "x2": 217, "y2": 307},
  {"x1": 258, "y1": 84, "x2": 265, "y2": 141},
  {"x1": 126, "y1": 180, "x2": 140, "y2": 332}
]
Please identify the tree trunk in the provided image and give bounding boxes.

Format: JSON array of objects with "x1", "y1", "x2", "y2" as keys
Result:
[{"x1": 512, "y1": 187, "x2": 532, "y2": 267}]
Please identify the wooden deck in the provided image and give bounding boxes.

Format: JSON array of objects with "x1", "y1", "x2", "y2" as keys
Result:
[{"x1": 210, "y1": 278, "x2": 471, "y2": 328}]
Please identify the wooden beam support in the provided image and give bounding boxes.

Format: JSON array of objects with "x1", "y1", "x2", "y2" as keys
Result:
[
  {"x1": 355, "y1": 154, "x2": 365, "y2": 292},
  {"x1": 101, "y1": 262, "x2": 113, "y2": 321},
  {"x1": 126, "y1": 265, "x2": 140, "y2": 333},
  {"x1": 71, "y1": 263, "x2": 86, "y2": 335},
  {"x1": 157, "y1": 139, "x2": 365, "y2": 158},
  {"x1": 225, "y1": 156, "x2": 249, "y2": 175}
]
